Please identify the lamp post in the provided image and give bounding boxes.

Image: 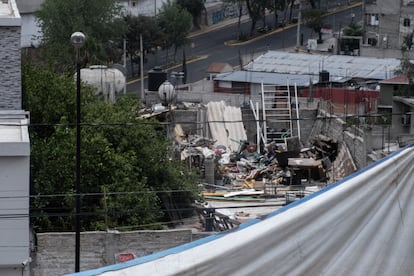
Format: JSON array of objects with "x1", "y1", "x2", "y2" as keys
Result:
[{"x1": 71, "y1": 31, "x2": 86, "y2": 273}]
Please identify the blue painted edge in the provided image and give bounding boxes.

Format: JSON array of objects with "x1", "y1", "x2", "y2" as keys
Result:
[{"x1": 67, "y1": 144, "x2": 413, "y2": 276}]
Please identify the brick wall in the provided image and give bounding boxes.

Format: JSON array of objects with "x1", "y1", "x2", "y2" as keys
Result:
[{"x1": 0, "y1": 25, "x2": 21, "y2": 109}]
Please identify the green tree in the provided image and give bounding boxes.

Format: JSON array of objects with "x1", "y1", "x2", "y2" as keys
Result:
[
  {"x1": 302, "y1": 9, "x2": 326, "y2": 42},
  {"x1": 395, "y1": 58, "x2": 414, "y2": 81},
  {"x1": 343, "y1": 22, "x2": 363, "y2": 37},
  {"x1": 124, "y1": 15, "x2": 164, "y2": 77},
  {"x1": 245, "y1": 0, "x2": 264, "y2": 36},
  {"x1": 23, "y1": 63, "x2": 197, "y2": 232},
  {"x1": 269, "y1": 0, "x2": 287, "y2": 28},
  {"x1": 176, "y1": 0, "x2": 205, "y2": 29},
  {"x1": 402, "y1": 32, "x2": 414, "y2": 51},
  {"x1": 341, "y1": 22, "x2": 363, "y2": 53},
  {"x1": 36, "y1": 0, "x2": 126, "y2": 71},
  {"x1": 157, "y1": 1, "x2": 192, "y2": 61}
]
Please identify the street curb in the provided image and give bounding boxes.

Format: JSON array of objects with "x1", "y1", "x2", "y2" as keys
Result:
[{"x1": 224, "y1": 2, "x2": 363, "y2": 47}]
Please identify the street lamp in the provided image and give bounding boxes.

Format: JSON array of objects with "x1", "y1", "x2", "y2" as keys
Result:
[{"x1": 71, "y1": 31, "x2": 86, "y2": 273}]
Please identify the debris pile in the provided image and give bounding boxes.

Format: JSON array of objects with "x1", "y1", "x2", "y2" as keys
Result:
[{"x1": 174, "y1": 127, "x2": 342, "y2": 232}]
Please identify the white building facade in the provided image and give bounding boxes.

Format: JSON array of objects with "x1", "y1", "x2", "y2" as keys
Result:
[
  {"x1": 361, "y1": 0, "x2": 414, "y2": 58},
  {"x1": 0, "y1": 1, "x2": 31, "y2": 275}
]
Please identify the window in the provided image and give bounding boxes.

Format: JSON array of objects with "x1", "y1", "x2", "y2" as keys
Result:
[
  {"x1": 404, "y1": 18, "x2": 411, "y2": 27},
  {"x1": 367, "y1": 37, "x2": 378, "y2": 46},
  {"x1": 366, "y1": 13, "x2": 379, "y2": 26}
]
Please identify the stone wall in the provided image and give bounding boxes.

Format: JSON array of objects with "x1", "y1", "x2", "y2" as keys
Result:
[
  {"x1": 32, "y1": 229, "x2": 197, "y2": 276},
  {"x1": 0, "y1": 25, "x2": 21, "y2": 109}
]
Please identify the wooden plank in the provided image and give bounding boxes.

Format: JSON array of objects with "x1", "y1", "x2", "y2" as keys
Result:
[{"x1": 203, "y1": 196, "x2": 265, "y2": 202}]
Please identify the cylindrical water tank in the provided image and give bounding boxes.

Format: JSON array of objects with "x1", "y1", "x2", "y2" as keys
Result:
[
  {"x1": 79, "y1": 65, "x2": 125, "y2": 95},
  {"x1": 148, "y1": 67, "x2": 167, "y2": 91},
  {"x1": 319, "y1": 70, "x2": 330, "y2": 83}
]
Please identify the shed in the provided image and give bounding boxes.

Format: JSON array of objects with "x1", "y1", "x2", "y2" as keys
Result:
[{"x1": 207, "y1": 62, "x2": 233, "y2": 80}]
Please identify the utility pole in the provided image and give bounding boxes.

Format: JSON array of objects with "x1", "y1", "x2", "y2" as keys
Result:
[
  {"x1": 140, "y1": 34, "x2": 145, "y2": 102},
  {"x1": 296, "y1": 0, "x2": 302, "y2": 49},
  {"x1": 123, "y1": 39, "x2": 127, "y2": 94}
]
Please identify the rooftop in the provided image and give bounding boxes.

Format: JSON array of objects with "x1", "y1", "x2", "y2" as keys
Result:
[
  {"x1": 379, "y1": 75, "x2": 410, "y2": 85},
  {"x1": 244, "y1": 51, "x2": 402, "y2": 81},
  {"x1": 214, "y1": 70, "x2": 320, "y2": 86},
  {"x1": 0, "y1": 0, "x2": 21, "y2": 26},
  {"x1": 0, "y1": 111, "x2": 30, "y2": 156}
]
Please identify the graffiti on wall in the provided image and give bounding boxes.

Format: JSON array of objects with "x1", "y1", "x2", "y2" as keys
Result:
[{"x1": 211, "y1": 3, "x2": 248, "y2": 25}]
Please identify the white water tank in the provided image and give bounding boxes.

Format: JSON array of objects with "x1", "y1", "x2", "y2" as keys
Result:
[{"x1": 78, "y1": 65, "x2": 126, "y2": 98}]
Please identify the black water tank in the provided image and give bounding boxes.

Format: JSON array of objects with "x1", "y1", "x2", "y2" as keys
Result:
[
  {"x1": 148, "y1": 67, "x2": 167, "y2": 91},
  {"x1": 319, "y1": 70, "x2": 330, "y2": 83}
]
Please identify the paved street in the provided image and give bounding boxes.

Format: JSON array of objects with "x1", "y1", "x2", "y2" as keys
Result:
[{"x1": 126, "y1": 2, "x2": 362, "y2": 95}]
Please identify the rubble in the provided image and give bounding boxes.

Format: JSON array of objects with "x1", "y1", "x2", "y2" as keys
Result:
[{"x1": 174, "y1": 125, "x2": 344, "y2": 232}]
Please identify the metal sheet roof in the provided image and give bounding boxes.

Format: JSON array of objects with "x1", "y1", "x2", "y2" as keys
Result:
[
  {"x1": 244, "y1": 51, "x2": 401, "y2": 80},
  {"x1": 214, "y1": 71, "x2": 320, "y2": 86}
]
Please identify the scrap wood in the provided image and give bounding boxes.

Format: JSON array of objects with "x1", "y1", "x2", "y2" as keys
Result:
[
  {"x1": 201, "y1": 191, "x2": 228, "y2": 197},
  {"x1": 203, "y1": 196, "x2": 265, "y2": 202},
  {"x1": 173, "y1": 124, "x2": 186, "y2": 143},
  {"x1": 223, "y1": 189, "x2": 264, "y2": 198},
  {"x1": 243, "y1": 179, "x2": 255, "y2": 188}
]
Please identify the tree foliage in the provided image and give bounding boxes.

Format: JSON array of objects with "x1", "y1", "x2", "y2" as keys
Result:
[
  {"x1": 23, "y1": 63, "x2": 197, "y2": 232},
  {"x1": 341, "y1": 22, "x2": 363, "y2": 53},
  {"x1": 245, "y1": 0, "x2": 266, "y2": 36},
  {"x1": 157, "y1": 1, "x2": 193, "y2": 60},
  {"x1": 35, "y1": 0, "x2": 126, "y2": 71},
  {"x1": 268, "y1": 0, "x2": 287, "y2": 28},
  {"x1": 395, "y1": 58, "x2": 414, "y2": 81},
  {"x1": 302, "y1": 9, "x2": 326, "y2": 42},
  {"x1": 402, "y1": 32, "x2": 414, "y2": 51},
  {"x1": 176, "y1": 0, "x2": 205, "y2": 29},
  {"x1": 223, "y1": 0, "x2": 245, "y2": 40},
  {"x1": 124, "y1": 15, "x2": 164, "y2": 76},
  {"x1": 343, "y1": 22, "x2": 363, "y2": 36}
]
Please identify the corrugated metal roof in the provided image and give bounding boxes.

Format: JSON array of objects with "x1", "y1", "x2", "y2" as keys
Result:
[
  {"x1": 379, "y1": 75, "x2": 409, "y2": 85},
  {"x1": 214, "y1": 71, "x2": 320, "y2": 86},
  {"x1": 244, "y1": 51, "x2": 401, "y2": 80}
]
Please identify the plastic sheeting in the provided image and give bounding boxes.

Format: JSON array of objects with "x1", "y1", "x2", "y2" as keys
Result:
[
  {"x1": 69, "y1": 145, "x2": 414, "y2": 276},
  {"x1": 206, "y1": 101, "x2": 247, "y2": 153}
]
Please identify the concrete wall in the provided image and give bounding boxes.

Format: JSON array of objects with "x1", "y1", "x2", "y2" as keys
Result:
[
  {"x1": 20, "y1": 14, "x2": 41, "y2": 48},
  {"x1": 311, "y1": 107, "x2": 367, "y2": 169},
  {"x1": 32, "y1": 229, "x2": 199, "y2": 276},
  {"x1": 0, "y1": 25, "x2": 21, "y2": 109},
  {"x1": 0, "y1": 156, "x2": 30, "y2": 276},
  {"x1": 205, "y1": 1, "x2": 247, "y2": 26}
]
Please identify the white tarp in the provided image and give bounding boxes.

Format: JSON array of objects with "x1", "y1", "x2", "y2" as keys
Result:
[{"x1": 69, "y1": 145, "x2": 414, "y2": 276}]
